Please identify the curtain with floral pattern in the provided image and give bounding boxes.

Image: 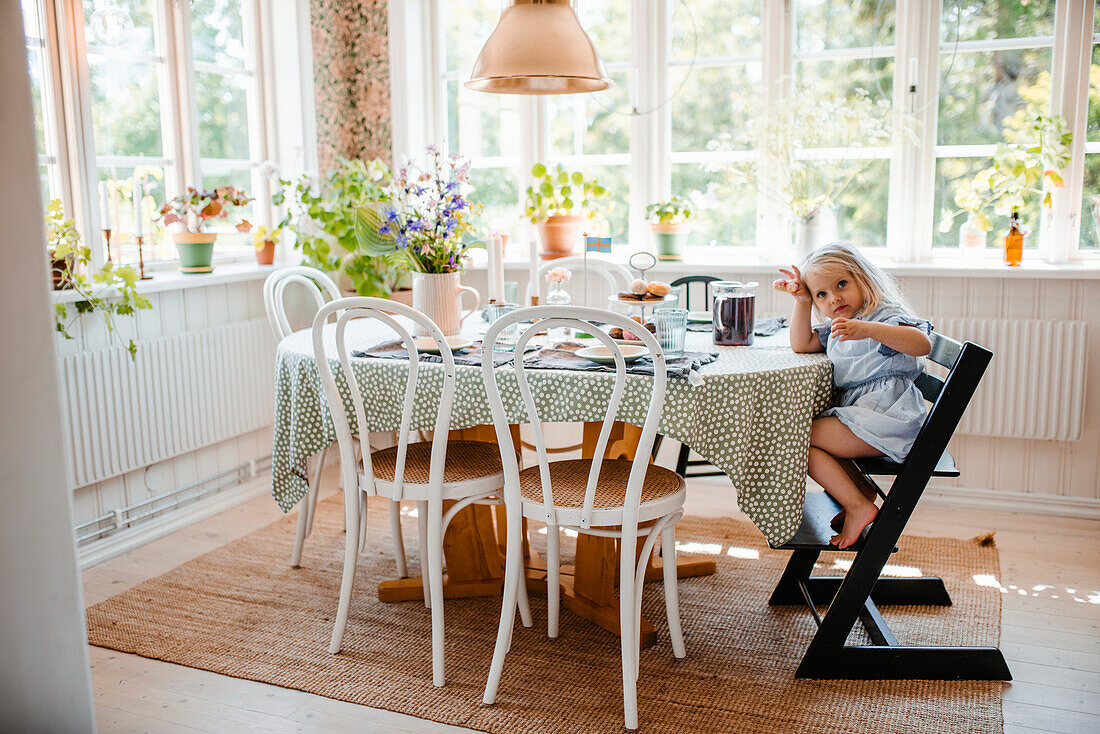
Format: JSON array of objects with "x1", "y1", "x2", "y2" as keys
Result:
[{"x1": 309, "y1": 0, "x2": 392, "y2": 176}]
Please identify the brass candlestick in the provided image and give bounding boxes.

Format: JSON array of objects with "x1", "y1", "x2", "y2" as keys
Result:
[
  {"x1": 103, "y1": 228, "x2": 113, "y2": 263},
  {"x1": 135, "y1": 234, "x2": 152, "y2": 279}
]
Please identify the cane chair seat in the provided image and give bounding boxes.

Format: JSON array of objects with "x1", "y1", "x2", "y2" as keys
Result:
[
  {"x1": 366, "y1": 440, "x2": 505, "y2": 497},
  {"x1": 518, "y1": 458, "x2": 686, "y2": 525}
]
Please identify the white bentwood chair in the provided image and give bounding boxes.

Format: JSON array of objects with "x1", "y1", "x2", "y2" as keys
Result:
[
  {"x1": 265, "y1": 266, "x2": 406, "y2": 570},
  {"x1": 481, "y1": 305, "x2": 687, "y2": 731},
  {"x1": 313, "y1": 297, "x2": 532, "y2": 686},
  {"x1": 525, "y1": 255, "x2": 633, "y2": 307}
]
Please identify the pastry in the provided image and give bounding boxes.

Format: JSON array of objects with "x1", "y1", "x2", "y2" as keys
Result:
[
  {"x1": 630, "y1": 278, "x2": 649, "y2": 295},
  {"x1": 646, "y1": 281, "x2": 671, "y2": 297}
]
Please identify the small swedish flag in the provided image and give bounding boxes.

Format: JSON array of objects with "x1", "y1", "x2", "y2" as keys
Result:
[{"x1": 585, "y1": 236, "x2": 612, "y2": 253}]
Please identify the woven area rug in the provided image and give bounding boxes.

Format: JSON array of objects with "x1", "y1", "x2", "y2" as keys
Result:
[{"x1": 86, "y1": 496, "x2": 1004, "y2": 733}]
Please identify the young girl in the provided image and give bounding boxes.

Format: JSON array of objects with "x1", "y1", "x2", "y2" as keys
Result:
[{"x1": 774, "y1": 242, "x2": 932, "y2": 549}]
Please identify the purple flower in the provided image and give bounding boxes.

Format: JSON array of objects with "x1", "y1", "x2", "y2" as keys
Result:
[
  {"x1": 384, "y1": 207, "x2": 398, "y2": 223},
  {"x1": 395, "y1": 234, "x2": 410, "y2": 249},
  {"x1": 378, "y1": 225, "x2": 391, "y2": 236}
]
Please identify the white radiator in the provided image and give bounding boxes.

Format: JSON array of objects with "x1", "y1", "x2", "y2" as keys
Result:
[
  {"x1": 59, "y1": 318, "x2": 275, "y2": 488},
  {"x1": 935, "y1": 317, "x2": 1087, "y2": 441}
]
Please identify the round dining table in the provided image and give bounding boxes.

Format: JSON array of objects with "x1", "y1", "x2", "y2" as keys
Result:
[{"x1": 271, "y1": 316, "x2": 833, "y2": 644}]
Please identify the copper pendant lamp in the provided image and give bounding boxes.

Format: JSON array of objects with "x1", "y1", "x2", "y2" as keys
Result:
[{"x1": 465, "y1": 0, "x2": 612, "y2": 95}]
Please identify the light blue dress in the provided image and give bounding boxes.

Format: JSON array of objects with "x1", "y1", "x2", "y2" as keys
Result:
[{"x1": 813, "y1": 305, "x2": 934, "y2": 462}]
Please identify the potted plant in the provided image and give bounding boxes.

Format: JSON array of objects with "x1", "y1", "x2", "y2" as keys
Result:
[
  {"x1": 274, "y1": 158, "x2": 409, "y2": 299},
  {"x1": 525, "y1": 162, "x2": 608, "y2": 259},
  {"x1": 157, "y1": 186, "x2": 253, "y2": 273},
  {"x1": 47, "y1": 199, "x2": 153, "y2": 358},
  {"x1": 252, "y1": 225, "x2": 279, "y2": 265},
  {"x1": 355, "y1": 145, "x2": 484, "y2": 335},
  {"x1": 646, "y1": 192, "x2": 708, "y2": 261}
]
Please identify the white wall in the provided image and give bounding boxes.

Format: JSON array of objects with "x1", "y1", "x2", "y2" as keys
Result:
[{"x1": 0, "y1": 2, "x2": 96, "y2": 729}]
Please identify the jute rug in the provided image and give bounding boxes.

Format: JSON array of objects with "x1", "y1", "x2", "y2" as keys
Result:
[{"x1": 86, "y1": 496, "x2": 1004, "y2": 733}]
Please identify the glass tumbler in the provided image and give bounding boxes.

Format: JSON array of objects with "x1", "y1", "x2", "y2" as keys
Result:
[
  {"x1": 486, "y1": 302, "x2": 520, "y2": 352},
  {"x1": 653, "y1": 307, "x2": 688, "y2": 359}
]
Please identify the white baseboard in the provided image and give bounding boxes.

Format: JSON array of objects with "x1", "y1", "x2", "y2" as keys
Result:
[
  {"x1": 77, "y1": 476, "x2": 272, "y2": 569},
  {"x1": 923, "y1": 483, "x2": 1100, "y2": 521}
]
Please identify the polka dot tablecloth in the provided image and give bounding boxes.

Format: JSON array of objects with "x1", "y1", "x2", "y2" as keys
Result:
[{"x1": 272, "y1": 320, "x2": 833, "y2": 547}]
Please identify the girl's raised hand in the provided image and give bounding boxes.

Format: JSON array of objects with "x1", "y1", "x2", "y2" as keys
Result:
[
  {"x1": 830, "y1": 317, "x2": 872, "y2": 341},
  {"x1": 773, "y1": 266, "x2": 810, "y2": 302}
]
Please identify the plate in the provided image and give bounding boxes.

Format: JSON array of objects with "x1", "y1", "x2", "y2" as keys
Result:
[
  {"x1": 687, "y1": 311, "x2": 712, "y2": 324},
  {"x1": 575, "y1": 345, "x2": 649, "y2": 365},
  {"x1": 412, "y1": 336, "x2": 473, "y2": 354},
  {"x1": 608, "y1": 293, "x2": 678, "y2": 307}
]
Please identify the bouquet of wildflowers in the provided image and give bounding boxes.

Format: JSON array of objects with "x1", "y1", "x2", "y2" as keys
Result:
[{"x1": 357, "y1": 145, "x2": 483, "y2": 273}]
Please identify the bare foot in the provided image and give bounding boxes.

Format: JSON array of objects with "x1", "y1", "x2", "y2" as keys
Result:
[
  {"x1": 830, "y1": 485, "x2": 879, "y2": 531},
  {"x1": 830, "y1": 502, "x2": 878, "y2": 549}
]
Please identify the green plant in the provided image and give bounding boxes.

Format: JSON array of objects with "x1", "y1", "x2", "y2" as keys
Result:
[
  {"x1": 646, "y1": 192, "x2": 708, "y2": 225},
  {"x1": 939, "y1": 109, "x2": 1073, "y2": 233},
  {"x1": 48, "y1": 200, "x2": 152, "y2": 359},
  {"x1": 524, "y1": 162, "x2": 608, "y2": 223},
  {"x1": 157, "y1": 186, "x2": 253, "y2": 233},
  {"x1": 355, "y1": 146, "x2": 483, "y2": 273},
  {"x1": 274, "y1": 158, "x2": 407, "y2": 296}
]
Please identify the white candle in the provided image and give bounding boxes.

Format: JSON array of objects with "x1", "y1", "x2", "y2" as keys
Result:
[
  {"x1": 528, "y1": 235, "x2": 539, "y2": 305},
  {"x1": 133, "y1": 178, "x2": 143, "y2": 237},
  {"x1": 486, "y1": 233, "x2": 500, "y2": 304},
  {"x1": 99, "y1": 182, "x2": 111, "y2": 229},
  {"x1": 492, "y1": 234, "x2": 505, "y2": 304},
  {"x1": 908, "y1": 57, "x2": 918, "y2": 89}
]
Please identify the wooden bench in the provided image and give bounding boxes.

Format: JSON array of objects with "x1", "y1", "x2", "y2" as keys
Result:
[{"x1": 768, "y1": 330, "x2": 1012, "y2": 680}]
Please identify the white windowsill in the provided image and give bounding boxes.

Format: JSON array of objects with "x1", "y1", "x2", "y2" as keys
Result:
[
  {"x1": 51, "y1": 261, "x2": 278, "y2": 304},
  {"x1": 496, "y1": 252, "x2": 1100, "y2": 280}
]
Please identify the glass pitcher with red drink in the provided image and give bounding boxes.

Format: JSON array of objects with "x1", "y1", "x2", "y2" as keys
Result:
[{"x1": 712, "y1": 281, "x2": 758, "y2": 346}]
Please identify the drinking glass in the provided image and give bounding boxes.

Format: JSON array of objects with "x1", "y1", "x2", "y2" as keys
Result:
[
  {"x1": 503, "y1": 280, "x2": 519, "y2": 305},
  {"x1": 486, "y1": 302, "x2": 520, "y2": 352},
  {"x1": 653, "y1": 307, "x2": 688, "y2": 359}
]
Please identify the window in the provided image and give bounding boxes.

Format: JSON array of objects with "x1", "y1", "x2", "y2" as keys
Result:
[
  {"x1": 932, "y1": 0, "x2": 1056, "y2": 255},
  {"x1": 23, "y1": 0, "x2": 274, "y2": 267},
  {"x1": 413, "y1": 0, "x2": 1098, "y2": 263}
]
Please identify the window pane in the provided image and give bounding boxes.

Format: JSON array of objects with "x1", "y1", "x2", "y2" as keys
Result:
[
  {"x1": 468, "y1": 166, "x2": 520, "y2": 236},
  {"x1": 833, "y1": 158, "x2": 889, "y2": 249},
  {"x1": 1081, "y1": 155, "x2": 1100, "y2": 251},
  {"x1": 97, "y1": 166, "x2": 172, "y2": 261},
  {"x1": 443, "y1": 2, "x2": 499, "y2": 76},
  {"x1": 26, "y1": 46, "x2": 47, "y2": 155},
  {"x1": 445, "y1": 81, "x2": 521, "y2": 159},
  {"x1": 195, "y1": 70, "x2": 251, "y2": 159},
  {"x1": 672, "y1": 0, "x2": 760, "y2": 59},
  {"x1": 672, "y1": 63, "x2": 761, "y2": 153},
  {"x1": 672, "y1": 163, "x2": 754, "y2": 247},
  {"x1": 937, "y1": 48, "x2": 1051, "y2": 146},
  {"x1": 584, "y1": 164, "x2": 629, "y2": 242},
  {"x1": 21, "y1": 0, "x2": 43, "y2": 39},
  {"x1": 190, "y1": 0, "x2": 246, "y2": 67},
  {"x1": 796, "y1": 58, "x2": 894, "y2": 101},
  {"x1": 88, "y1": 57, "x2": 164, "y2": 157},
  {"x1": 577, "y1": 0, "x2": 631, "y2": 63},
  {"x1": 795, "y1": 0, "x2": 895, "y2": 51},
  {"x1": 941, "y1": 0, "x2": 1054, "y2": 43},
  {"x1": 933, "y1": 156, "x2": 1039, "y2": 251},
  {"x1": 1088, "y1": 44, "x2": 1099, "y2": 143},
  {"x1": 83, "y1": 0, "x2": 157, "y2": 55},
  {"x1": 548, "y1": 70, "x2": 631, "y2": 157}
]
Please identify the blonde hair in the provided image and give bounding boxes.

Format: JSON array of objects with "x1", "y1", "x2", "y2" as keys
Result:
[{"x1": 800, "y1": 242, "x2": 912, "y2": 320}]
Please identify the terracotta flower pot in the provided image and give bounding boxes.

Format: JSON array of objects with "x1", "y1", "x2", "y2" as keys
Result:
[
  {"x1": 174, "y1": 232, "x2": 218, "y2": 273},
  {"x1": 255, "y1": 241, "x2": 275, "y2": 265},
  {"x1": 535, "y1": 215, "x2": 584, "y2": 260},
  {"x1": 651, "y1": 222, "x2": 689, "y2": 261}
]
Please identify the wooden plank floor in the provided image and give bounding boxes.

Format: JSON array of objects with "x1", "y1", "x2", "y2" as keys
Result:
[{"x1": 83, "y1": 469, "x2": 1100, "y2": 733}]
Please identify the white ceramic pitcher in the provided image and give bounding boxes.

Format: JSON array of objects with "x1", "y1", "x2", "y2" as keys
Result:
[{"x1": 410, "y1": 271, "x2": 480, "y2": 336}]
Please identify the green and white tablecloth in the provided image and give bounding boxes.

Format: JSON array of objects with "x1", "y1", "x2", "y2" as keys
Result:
[{"x1": 271, "y1": 320, "x2": 833, "y2": 547}]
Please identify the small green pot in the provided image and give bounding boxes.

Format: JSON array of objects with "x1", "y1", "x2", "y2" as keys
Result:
[
  {"x1": 652, "y1": 223, "x2": 689, "y2": 261},
  {"x1": 174, "y1": 233, "x2": 217, "y2": 273}
]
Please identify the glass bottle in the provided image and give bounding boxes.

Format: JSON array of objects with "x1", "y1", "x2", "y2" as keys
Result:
[
  {"x1": 958, "y1": 214, "x2": 986, "y2": 261},
  {"x1": 1003, "y1": 210, "x2": 1024, "y2": 267}
]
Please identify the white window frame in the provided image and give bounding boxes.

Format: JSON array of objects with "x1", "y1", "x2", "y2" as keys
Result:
[
  {"x1": 395, "y1": 0, "x2": 1099, "y2": 264},
  {"x1": 29, "y1": 0, "x2": 277, "y2": 270}
]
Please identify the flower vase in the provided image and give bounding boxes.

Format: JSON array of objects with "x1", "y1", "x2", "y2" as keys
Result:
[
  {"x1": 545, "y1": 280, "x2": 573, "y2": 342},
  {"x1": 958, "y1": 215, "x2": 986, "y2": 261},
  {"x1": 410, "y1": 271, "x2": 480, "y2": 336},
  {"x1": 791, "y1": 207, "x2": 838, "y2": 260}
]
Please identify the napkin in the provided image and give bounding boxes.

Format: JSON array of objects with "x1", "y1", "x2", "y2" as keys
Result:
[
  {"x1": 523, "y1": 344, "x2": 718, "y2": 379},
  {"x1": 352, "y1": 340, "x2": 522, "y2": 368},
  {"x1": 686, "y1": 315, "x2": 788, "y2": 336}
]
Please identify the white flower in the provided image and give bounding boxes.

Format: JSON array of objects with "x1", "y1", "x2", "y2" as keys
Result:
[
  {"x1": 545, "y1": 267, "x2": 571, "y2": 284},
  {"x1": 258, "y1": 160, "x2": 281, "y2": 180}
]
